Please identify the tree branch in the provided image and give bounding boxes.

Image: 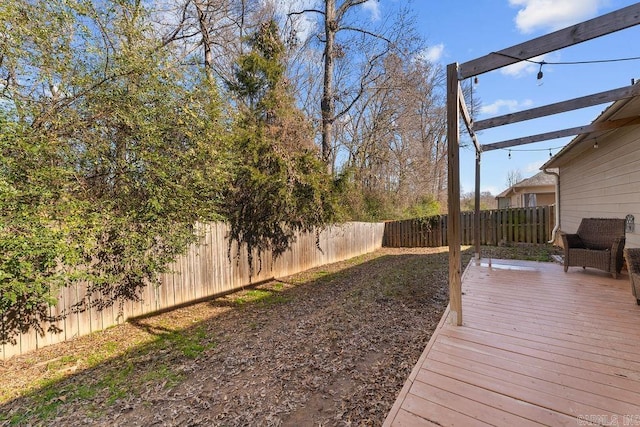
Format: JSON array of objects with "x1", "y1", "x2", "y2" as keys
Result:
[
  {"x1": 338, "y1": 25, "x2": 392, "y2": 44},
  {"x1": 334, "y1": 44, "x2": 391, "y2": 122},
  {"x1": 287, "y1": 9, "x2": 325, "y2": 17},
  {"x1": 336, "y1": 0, "x2": 369, "y2": 19},
  {"x1": 159, "y1": 1, "x2": 191, "y2": 48},
  {"x1": 30, "y1": 70, "x2": 138, "y2": 130}
]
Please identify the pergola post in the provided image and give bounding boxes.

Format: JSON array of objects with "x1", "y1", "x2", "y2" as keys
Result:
[
  {"x1": 447, "y1": 62, "x2": 462, "y2": 326},
  {"x1": 475, "y1": 150, "x2": 481, "y2": 260}
]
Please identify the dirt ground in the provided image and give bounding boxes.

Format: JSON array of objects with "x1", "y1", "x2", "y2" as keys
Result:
[{"x1": 0, "y1": 245, "x2": 557, "y2": 426}]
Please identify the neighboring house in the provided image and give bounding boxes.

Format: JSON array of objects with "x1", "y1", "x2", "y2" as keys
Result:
[
  {"x1": 495, "y1": 171, "x2": 556, "y2": 209},
  {"x1": 542, "y1": 90, "x2": 640, "y2": 248}
]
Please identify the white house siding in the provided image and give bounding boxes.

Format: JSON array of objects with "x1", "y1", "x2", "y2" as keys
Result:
[{"x1": 559, "y1": 124, "x2": 640, "y2": 248}]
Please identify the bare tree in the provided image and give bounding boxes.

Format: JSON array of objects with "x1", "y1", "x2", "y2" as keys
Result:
[
  {"x1": 506, "y1": 169, "x2": 523, "y2": 188},
  {"x1": 288, "y1": 1, "x2": 419, "y2": 173},
  {"x1": 152, "y1": 0, "x2": 264, "y2": 84},
  {"x1": 329, "y1": 41, "x2": 448, "y2": 219},
  {"x1": 461, "y1": 191, "x2": 497, "y2": 211}
]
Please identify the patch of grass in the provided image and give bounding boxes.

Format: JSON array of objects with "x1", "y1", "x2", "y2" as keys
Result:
[
  {"x1": 1, "y1": 338, "x2": 130, "y2": 418},
  {"x1": 31, "y1": 385, "x2": 63, "y2": 419},
  {"x1": 85, "y1": 340, "x2": 125, "y2": 367},
  {"x1": 156, "y1": 325, "x2": 216, "y2": 359},
  {"x1": 284, "y1": 267, "x2": 339, "y2": 285},
  {"x1": 231, "y1": 289, "x2": 291, "y2": 307},
  {"x1": 232, "y1": 289, "x2": 270, "y2": 305},
  {"x1": 314, "y1": 270, "x2": 331, "y2": 278},
  {"x1": 103, "y1": 341, "x2": 119, "y2": 353},
  {"x1": 73, "y1": 383, "x2": 98, "y2": 400},
  {"x1": 19, "y1": 375, "x2": 103, "y2": 424},
  {"x1": 46, "y1": 355, "x2": 77, "y2": 371},
  {"x1": 140, "y1": 364, "x2": 182, "y2": 388},
  {"x1": 6, "y1": 413, "x2": 28, "y2": 425},
  {"x1": 344, "y1": 254, "x2": 368, "y2": 266},
  {"x1": 5, "y1": 323, "x2": 216, "y2": 425},
  {"x1": 22, "y1": 363, "x2": 132, "y2": 423},
  {"x1": 96, "y1": 361, "x2": 134, "y2": 405}
]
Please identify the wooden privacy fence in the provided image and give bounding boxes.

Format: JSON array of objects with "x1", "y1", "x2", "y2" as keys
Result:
[
  {"x1": 383, "y1": 206, "x2": 554, "y2": 247},
  {"x1": 2, "y1": 221, "x2": 385, "y2": 360}
]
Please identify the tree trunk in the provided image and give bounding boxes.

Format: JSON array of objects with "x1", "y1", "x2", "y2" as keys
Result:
[
  {"x1": 194, "y1": 0, "x2": 214, "y2": 83},
  {"x1": 321, "y1": 0, "x2": 336, "y2": 173}
]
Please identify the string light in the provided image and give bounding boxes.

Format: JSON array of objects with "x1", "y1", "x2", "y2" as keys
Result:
[
  {"x1": 501, "y1": 145, "x2": 564, "y2": 154},
  {"x1": 492, "y1": 52, "x2": 640, "y2": 82},
  {"x1": 537, "y1": 62, "x2": 545, "y2": 80},
  {"x1": 494, "y1": 52, "x2": 640, "y2": 66},
  {"x1": 500, "y1": 146, "x2": 561, "y2": 160}
]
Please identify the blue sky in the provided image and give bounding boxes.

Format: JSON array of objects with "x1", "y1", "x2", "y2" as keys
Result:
[
  {"x1": 408, "y1": 0, "x2": 640, "y2": 195},
  {"x1": 275, "y1": 0, "x2": 640, "y2": 194}
]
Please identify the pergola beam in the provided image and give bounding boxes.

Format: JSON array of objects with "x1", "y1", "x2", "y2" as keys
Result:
[
  {"x1": 458, "y1": 3, "x2": 640, "y2": 79},
  {"x1": 474, "y1": 84, "x2": 640, "y2": 131},
  {"x1": 459, "y1": 86, "x2": 483, "y2": 261},
  {"x1": 459, "y1": 86, "x2": 481, "y2": 152},
  {"x1": 481, "y1": 116, "x2": 640, "y2": 151}
]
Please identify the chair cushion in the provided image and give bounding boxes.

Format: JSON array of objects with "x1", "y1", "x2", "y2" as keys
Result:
[
  {"x1": 565, "y1": 234, "x2": 585, "y2": 248},
  {"x1": 581, "y1": 237, "x2": 611, "y2": 250}
]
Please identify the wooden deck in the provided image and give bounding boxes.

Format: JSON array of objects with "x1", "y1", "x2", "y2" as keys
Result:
[{"x1": 384, "y1": 259, "x2": 640, "y2": 426}]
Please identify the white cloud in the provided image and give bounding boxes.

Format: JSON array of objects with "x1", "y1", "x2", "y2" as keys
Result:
[
  {"x1": 500, "y1": 54, "x2": 546, "y2": 77},
  {"x1": 480, "y1": 98, "x2": 534, "y2": 115},
  {"x1": 509, "y1": 0, "x2": 605, "y2": 33},
  {"x1": 362, "y1": 0, "x2": 381, "y2": 21},
  {"x1": 501, "y1": 60, "x2": 538, "y2": 77},
  {"x1": 420, "y1": 43, "x2": 445, "y2": 63}
]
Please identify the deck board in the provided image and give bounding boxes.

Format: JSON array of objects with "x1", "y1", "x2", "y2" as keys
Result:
[{"x1": 384, "y1": 259, "x2": 640, "y2": 426}]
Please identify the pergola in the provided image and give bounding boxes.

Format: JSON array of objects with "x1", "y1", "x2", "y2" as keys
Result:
[{"x1": 446, "y1": 3, "x2": 640, "y2": 326}]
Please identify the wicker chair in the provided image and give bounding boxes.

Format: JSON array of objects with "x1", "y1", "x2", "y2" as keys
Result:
[
  {"x1": 560, "y1": 218, "x2": 626, "y2": 278},
  {"x1": 623, "y1": 248, "x2": 640, "y2": 305}
]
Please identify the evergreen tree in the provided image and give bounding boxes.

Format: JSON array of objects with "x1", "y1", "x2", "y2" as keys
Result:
[{"x1": 225, "y1": 20, "x2": 339, "y2": 274}]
